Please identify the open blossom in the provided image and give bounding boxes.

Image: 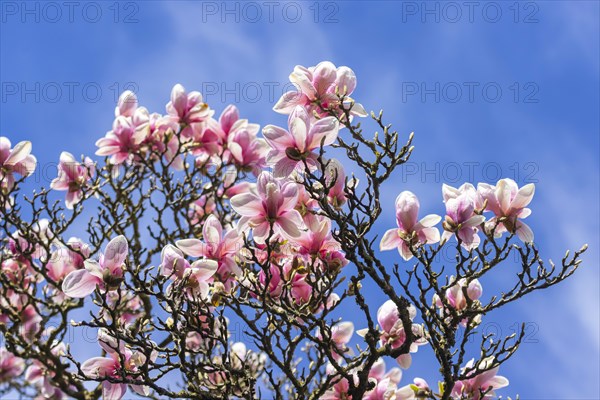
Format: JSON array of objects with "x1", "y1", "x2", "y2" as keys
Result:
[
  {"x1": 0, "y1": 137, "x2": 37, "y2": 194},
  {"x1": 273, "y1": 61, "x2": 367, "y2": 118},
  {"x1": 320, "y1": 365, "x2": 358, "y2": 400},
  {"x1": 295, "y1": 215, "x2": 348, "y2": 270},
  {"x1": 226, "y1": 124, "x2": 269, "y2": 175},
  {"x1": 26, "y1": 342, "x2": 70, "y2": 399},
  {"x1": 160, "y1": 244, "x2": 218, "y2": 300},
  {"x1": 324, "y1": 158, "x2": 356, "y2": 209},
  {"x1": 452, "y1": 358, "x2": 509, "y2": 400},
  {"x1": 364, "y1": 358, "x2": 403, "y2": 400},
  {"x1": 176, "y1": 214, "x2": 243, "y2": 289},
  {"x1": 61, "y1": 236, "x2": 128, "y2": 298},
  {"x1": 396, "y1": 378, "x2": 430, "y2": 400},
  {"x1": 316, "y1": 321, "x2": 354, "y2": 361},
  {"x1": 254, "y1": 259, "x2": 312, "y2": 305},
  {"x1": 95, "y1": 110, "x2": 148, "y2": 165},
  {"x1": 477, "y1": 178, "x2": 535, "y2": 242},
  {"x1": 0, "y1": 347, "x2": 25, "y2": 383},
  {"x1": 263, "y1": 106, "x2": 339, "y2": 178},
  {"x1": 46, "y1": 237, "x2": 91, "y2": 283},
  {"x1": 205, "y1": 104, "x2": 253, "y2": 145},
  {"x1": 434, "y1": 277, "x2": 483, "y2": 311},
  {"x1": 81, "y1": 329, "x2": 157, "y2": 400},
  {"x1": 441, "y1": 183, "x2": 486, "y2": 250},
  {"x1": 166, "y1": 84, "x2": 213, "y2": 138},
  {"x1": 50, "y1": 151, "x2": 95, "y2": 209},
  {"x1": 374, "y1": 300, "x2": 426, "y2": 369},
  {"x1": 380, "y1": 191, "x2": 441, "y2": 260},
  {"x1": 230, "y1": 172, "x2": 305, "y2": 243}
]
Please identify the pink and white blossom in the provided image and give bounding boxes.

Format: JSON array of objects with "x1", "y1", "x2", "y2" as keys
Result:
[
  {"x1": 477, "y1": 179, "x2": 535, "y2": 242},
  {"x1": 176, "y1": 214, "x2": 243, "y2": 289},
  {"x1": 81, "y1": 329, "x2": 157, "y2": 400},
  {"x1": 50, "y1": 151, "x2": 95, "y2": 209},
  {"x1": 441, "y1": 183, "x2": 486, "y2": 250},
  {"x1": 0, "y1": 137, "x2": 37, "y2": 194},
  {"x1": 230, "y1": 172, "x2": 305, "y2": 243},
  {"x1": 263, "y1": 106, "x2": 339, "y2": 178},
  {"x1": 274, "y1": 61, "x2": 367, "y2": 118},
  {"x1": 0, "y1": 347, "x2": 25, "y2": 383},
  {"x1": 166, "y1": 84, "x2": 213, "y2": 138},
  {"x1": 380, "y1": 191, "x2": 441, "y2": 260},
  {"x1": 374, "y1": 300, "x2": 426, "y2": 368},
  {"x1": 159, "y1": 244, "x2": 218, "y2": 300},
  {"x1": 452, "y1": 357, "x2": 509, "y2": 400},
  {"x1": 396, "y1": 378, "x2": 430, "y2": 400},
  {"x1": 61, "y1": 236, "x2": 128, "y2": 298},
  {"x1": 46, "y1": 237, "x2": 91, "y2": 283}
]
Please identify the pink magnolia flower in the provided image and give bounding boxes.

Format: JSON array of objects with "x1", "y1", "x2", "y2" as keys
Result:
[
  {"x1": 166, "y1": 84, "x2": 213, "y2": 138},
  {"x1": 320, "y1": 368, "x2": 357, "y2": 400},
  {"x1": 263, "y1": 106, "x2": 339, "y2": 178},
  {"x1": 441, "y1": 184, "x2": 486, "y2": 250},
  {"x1": 46, "y1": 237, "x2": 91, "y2": 283},
  {"x1": 95, "y1": 111, "x2": 148, "y2": 165},
  {"x1": 159, "y1": 244, "x2": 218, "y2": 300},
  {"x1": 374, "y1": 300, "x2": 426, "y2": 369},
  {"x1": 477, "y1": 179, "x2": 535, "y2": 242},
  {"x1": 205, "y1": 105, "x2": 253, "y2": 144},
  {"x1": 114, "y1": 90, "x2": 138, "y2": 118},
  {"x1": 452, "y1": 358, "x2": 509, "y2": 400},
  {"x1": 295, "y1": 215, "x2": 348, "y2": 270},
  {"x1": 0, "y1": 347, "x2": 25, "y2": 383},
  {"x1": 366, "y1": 358, "x2": 403, "y2": 399},
  {"x1": 61, "y1": 236, "x2": 129, "y2": 298},
  {"x1": 396, "y1": 378, "x2": 430, "y2": 400},
  {"x1": 81, "y1": 329, "x2": 156, "y2": 399},
  {"x1": 0, "y1": 137, "x2": 37, "y2": 194},
  {"x1": 380, "y1": 191, "x2": 441, "y2": 260},
  {"x1": 20, "y1": 304, "x2": 42, "y2": 342},
  {"x1": 434, "y1": 277, "x2": 483, "y2": 311},
  {"x1": 176, "y1": 215, "x2": 243, "y2": 289},
  {"x1": 274, "y1": 61, "x2": 367, "y2": 118},
  {"x1": 26, "y1": 342, "x2": 69, "y2": 399},
  {"x1": 104, "y1": 289, "x2": 144, "y2": 326},
  {"x1": 325, "y1": 321, "x2": 354, "y2": 361},
  {"x1": 226, "y1": 123, "x2": 269, "y2": 175},
  {"x1": 230, "y1": 172, "x2": 305, "y2": 243},
  {"x1": 50, "y1": 151, "x2": 95, "y2": 209},
  {"x1": 256, "y1": 264, "x2": 284, "y2": 299},
  {"x1": 324, "y1": 159, "x2": 356, "y2": 209}
]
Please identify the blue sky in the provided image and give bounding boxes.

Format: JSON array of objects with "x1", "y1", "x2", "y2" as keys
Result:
[{"x1": 1, "y1": 1, "x2": 598, "y2": 398}]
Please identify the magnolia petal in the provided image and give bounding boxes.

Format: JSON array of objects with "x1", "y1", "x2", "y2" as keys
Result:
[
  {"x1": 61, "y1": 269, "x2": 100, "y2": 298},
  {"x1": 230, "y1": 193, "x2": 262, "y2": 216},
  {"x1": 103, "y1": 382, "x2": 127, "y2": 400},
  {"x1": 380, "y1": 229, "x2": 402, "y2": 251},
  {"x1": 4, "y1": 141, "x2": 32, "y2": 166},
  {"x1": 516, "y1": 221, "x2": 534, "y2": 243},
  {"x1": 512, "y1": 183, "x2": 535, "y2": 209},
  {"x1": 81, "y1": 357, "x2": 115, "y2": 379},
  {"x1": 419, "y1": 214, "x2": 441, "y2": 228},
  {"x1": 176, "y1": 239, "x2": 205, "y2": 257}
]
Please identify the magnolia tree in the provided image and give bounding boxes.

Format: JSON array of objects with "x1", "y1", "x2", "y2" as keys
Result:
[{"x1": 0, "y1": 62, "x2": 587, "y2": 400}]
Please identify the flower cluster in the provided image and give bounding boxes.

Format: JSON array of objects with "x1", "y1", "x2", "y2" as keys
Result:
[
  {"x1": 0, "y1": 62, "x2": 573, "y2": 400},
  {"x1": 381, "y1": 179, "x2": 536, "y2": 261}
]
